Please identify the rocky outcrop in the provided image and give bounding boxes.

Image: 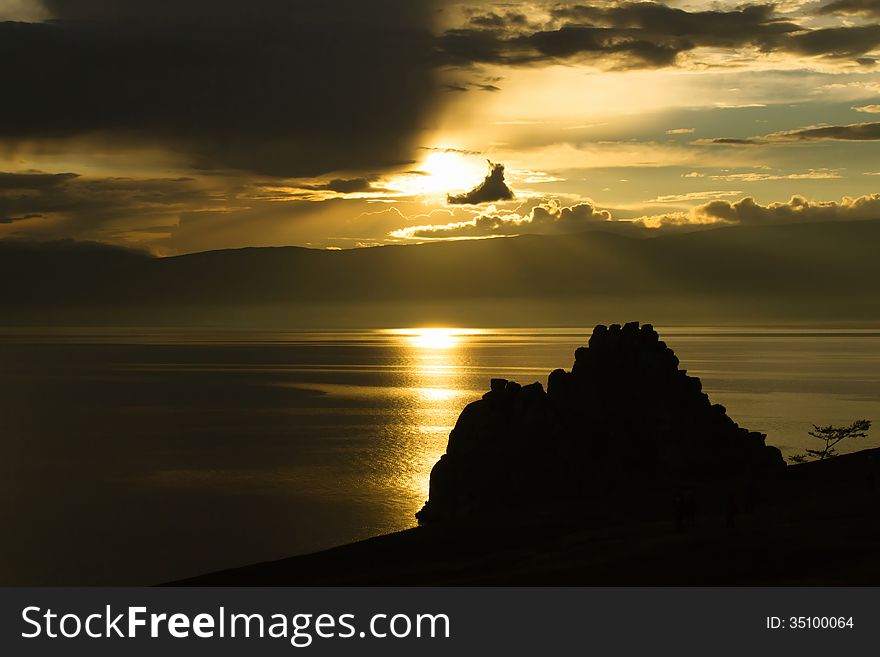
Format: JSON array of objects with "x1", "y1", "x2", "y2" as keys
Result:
[{"x1": 416, "y1": 322, "x2": 785, "y2": 523}]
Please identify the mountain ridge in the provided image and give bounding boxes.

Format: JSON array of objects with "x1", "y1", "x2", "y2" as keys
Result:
[{"x1": 2, "y1": 218, "x2": 879, "y2": 325}]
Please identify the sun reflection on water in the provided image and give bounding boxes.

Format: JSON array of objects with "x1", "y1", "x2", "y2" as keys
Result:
[
  {"x1": 382, "y1": 328, "x2": 484, "y2": 505},
  {"x1": 387, "y1": 327, "x2": 484, "y2": 350},
  {"x1": 415, "y1": 386, "x2": 458, "y2": 402}
]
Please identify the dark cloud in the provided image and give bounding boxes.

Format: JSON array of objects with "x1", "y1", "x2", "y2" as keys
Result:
[
  {"x1": 549, "y1": 2, "x2": 796, "y2": 47},
  {"x1": 817, "y1": 0, "x2": 880, "y2": 17},
  {"x1": 438, "y1": 28, "x2": 515, "y2": 66},
  {"x1": 784, "y1": 24, "x2": 880, "y2": 58},
  {"x1": 699, "y1": 137, "x2": 763, "y2": 145},
  {"x1": 522, "y1": 26, "x2": 686, "y2": 68},
  {"x1": 420, "y1": 146, "x2": 483, "y2": 155},
  {"x1": 395, "y1": 199, "x2": 611, "y2": 238},
  {"x1": 439, "y1": 2, "x2": 880, "y2": 70},
  {"x1": 699, "y1": 122, "x2": 880, "y2": 145},
  {"x1": 439, "y1": 2, "x2": 802, "y2": 70},
  {"x1": 293, "y1": 178, "x2": 380, "y2": 194},
  {"x1": 0, "y1": 170, "x2": 217, "y2": 235},
  {"x1": 0, "y1": 171, "x2": 79, "y2": 190},
  {"x1": 319, "y1": 179, "x2": 377, "y2": 194},
  {"x1": 0, "y1": 213, "x2": 43, "y2": 224},
  {"x1": 443, "y1": 80, "x2": 501, "y2": 92},
  {"x1": 447, "y1": 161, "x2": 515, "y2": 205},
  {"x1": 777, "y1": 122, "x2": 880, "y2": 140},
  {"x1": 0, "y1": 1, "x2": 442, "y2": 178},
  {"x1": 467, "y1": 10, "x2": 530, "y2": 30},
  {"x1": 695, "y1": 194, "x2": 880, "y2": 224},
  {"x1": 437, "y1": 25, "x2": 687, "y2": 69}
]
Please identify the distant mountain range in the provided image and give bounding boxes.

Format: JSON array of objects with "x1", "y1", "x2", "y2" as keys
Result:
[{"x1": 2, "y1": 219, "x2": 879, "y2": 326}]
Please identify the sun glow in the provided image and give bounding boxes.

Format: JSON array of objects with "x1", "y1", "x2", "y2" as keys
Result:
[
  {"x1": 387, "y1": 327, "x2": 483, "y2": 349},
  {"x1": 422, "y1": 152, "x2": 476, "y2": 192},
  {"x1": 385, "y1": 151, "x2": 487, "y2": 197}
]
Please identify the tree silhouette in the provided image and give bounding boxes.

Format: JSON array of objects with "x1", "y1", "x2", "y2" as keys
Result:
[{"x1": 788, "y1": 419, "x2": 872, "y2": 463}]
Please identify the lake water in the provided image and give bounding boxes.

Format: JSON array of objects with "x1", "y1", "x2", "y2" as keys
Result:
[{"x1": 1, "y1": 326, "x2": 879, "y2": 584}]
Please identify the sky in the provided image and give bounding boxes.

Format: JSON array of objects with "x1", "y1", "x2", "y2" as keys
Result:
[{"x1": 3, "y1": 0, "x2": 880, "y2": 253}]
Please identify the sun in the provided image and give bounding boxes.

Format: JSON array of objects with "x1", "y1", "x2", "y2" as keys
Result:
[
  {"x1": 420, "y1": 152, "x2": 474, "y2": 192},
  {"x1": 384, "y1": 150, "x2": 486, "y2": 197}
]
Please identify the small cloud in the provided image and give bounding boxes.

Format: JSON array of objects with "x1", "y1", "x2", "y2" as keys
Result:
[
  {"x1": 295, "y1": 178, "x2": 378, "y2": 194},
  {"x1": 818, "y1": 0, "x2": 880, "y2": 17},
  {"x1": 0, "y1": 171, "x2": 79, "y2": 190},
  {"x1": 510, "y1": 169, "x2": 565, "y2": 184},
  {"x1": 650, "y1": 191, "x2": 743, "y2": 203},
  {"x1": 710, "y1": 169, "x2": 842, "y2": 182},
  {"x1": 666, "y1": 128, "x2": 695, "y2": 135},
  {"x1": 443, "y1": 81, "x2": 502, "y2": 93},
  {"x1": 853, "y1": 104, "x2": 880, "y2": 113},
  {"x1": 447, "y1": 161, "x2": 515, "y2": 205},
  {"x1": 420, "y1": 146, "x2": 483, "y2": 156},
  {"x1": 682, "y1": 171, "x2": 705, "y2": 178},
  {"x1": 696, "y1": 137, "x2": 763, "y2": 145},
  {"x1": 562, "y1": 122, "x2": 608, "y2": 130},
  {"x1": 0, "y1": 213, "x2": 43, "y2": 225},
  {"x1": 698, "y1": 121, "x2": 880, "y2": 145}
]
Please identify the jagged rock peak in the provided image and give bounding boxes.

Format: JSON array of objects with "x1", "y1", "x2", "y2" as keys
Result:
[{"x1": 416, "y1": 322, "x2": 785, "y2": 524}]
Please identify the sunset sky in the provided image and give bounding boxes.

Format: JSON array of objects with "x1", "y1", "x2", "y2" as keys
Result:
[{"x1": 4, "y1": 0, "x2": 880, "y2": 253}]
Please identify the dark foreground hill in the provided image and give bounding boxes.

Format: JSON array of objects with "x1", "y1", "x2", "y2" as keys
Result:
[
  {"x1": 173, "y1": 447, "x2": 880, "y2": 585},
  {"x1": 3, "y1": 218, "x2": 880, "y2": 325}
]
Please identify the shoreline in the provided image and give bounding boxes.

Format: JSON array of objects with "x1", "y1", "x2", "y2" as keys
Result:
[{"x1": 170, "y1": 447, "x2": 880, "y2": 586}]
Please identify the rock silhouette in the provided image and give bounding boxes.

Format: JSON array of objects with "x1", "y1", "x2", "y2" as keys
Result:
[{"x1": 417, "y1": 322, "x2": 785, "y2": 523}]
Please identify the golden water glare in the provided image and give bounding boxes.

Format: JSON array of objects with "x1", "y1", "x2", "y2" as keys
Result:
[{"x1": 387, "y1": 328, "x2": 484, "y2": 501}]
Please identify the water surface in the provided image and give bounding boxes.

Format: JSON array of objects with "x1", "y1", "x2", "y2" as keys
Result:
[{"x1": 1, "y1": 326, "x2": 878, "y2": 584}]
